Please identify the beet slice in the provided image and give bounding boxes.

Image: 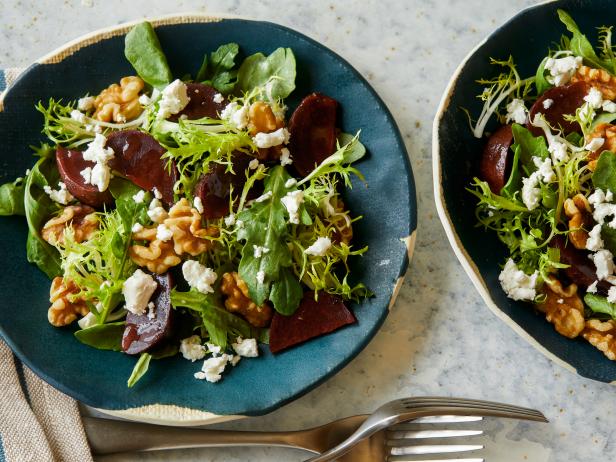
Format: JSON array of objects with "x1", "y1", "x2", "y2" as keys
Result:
[
  {"x1": 527, "y1": 81, "x2": 590, "y2": 137},
  {"x1": 193, "y1": 152, "x2": 257, "y2": 219},
  {"x1": 289, "y1": 93, "x2": 339, "y2": 177},
  {"x1": 122, "y1": 272, "x2": 175, "y2": 355},
  {"x1": 479, "y1": 124, "x2": 514, "y2": 194},
  {"x1": 551, "y1": 236, "x2": 610, "y2": 294},
  {"x1": 269, "y1": 291, "x2": 356, "y2": 354},
  {"x1": 168, "y1": 83, "x2": 227, "y2": 121},
  {"x1": 56, "y1": 147, "x2": 113, "y2": 208},
  {"x1": 106, "y1": 130, "x2": 177, "y2": 206}
]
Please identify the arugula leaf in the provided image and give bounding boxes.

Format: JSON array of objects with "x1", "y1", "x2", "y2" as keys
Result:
[
  {"x1": 501, "y1": 144, "x2": 522, "y2": 197},
  {"x1": 511, "y1": 123, "x2": 549, "y2": 170},
  {"x1": 584, "y1": 293, "x2": 616, "y2": 320},
  {"x1": 124, "y1": 22, "x2": 172, "y2": 89},
  {"x1": 0, "y1": 177, "x2": 25, "y2": 216},
  {"x1": 127, "y1": 352, "x2": 152, "y2": 388},
  {"x1": 196, "y1": 43, "x2": 239, "y2": 94},
  {"x1": 237, "y1": 47, "x2": 296, "y2": 100},
  {"x1": 269, "y1": 267, "x2": 303, "y2": 316},
  {"x1": 592, "y1": 151, "x2": 616, "y2": 192},
  {"x1": 534, "y1": 57, "x2": 552, "y2": 96},
  {"x1": 74, "y1": 322, "x2": 125, "y2": 351}
]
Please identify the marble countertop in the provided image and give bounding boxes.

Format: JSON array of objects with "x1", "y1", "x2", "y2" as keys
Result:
[{"x1": 2, "y1": 0, "x2": 613, "y2": 461}]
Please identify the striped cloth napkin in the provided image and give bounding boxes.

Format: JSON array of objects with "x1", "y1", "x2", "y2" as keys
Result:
[{"x1": 0, "y1": 69, "x2": 93, "y2": 461}]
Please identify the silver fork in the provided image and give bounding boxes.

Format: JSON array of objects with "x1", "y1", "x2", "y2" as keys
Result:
[{"x1": 306, "y1": 396, "x2": 548, "y2": 461}]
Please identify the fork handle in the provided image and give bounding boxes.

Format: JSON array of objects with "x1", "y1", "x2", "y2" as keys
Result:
[{"x1": 83, "y1": 417, "x2": 318, "y2": 455}]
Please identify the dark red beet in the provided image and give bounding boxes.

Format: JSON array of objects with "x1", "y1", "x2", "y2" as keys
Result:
[
  {"x1": 193, "y1": 152, "x2": 255, "y2": 219},
  {"x1": 480, "y1": 124, "x2": 514, "y2": 194},
  {"x1": 551, "y1": 236, "x2": 610, "y2": 293},
  {"x1": 106, "y1": 130, "x2": 178, "y2": 206},
  {"x1": 56, "y1": 147, "x2": 113, "y2": 208},
  {"x1": 289, "y1": 93, "x2": 338, "y2": 177},
  {"x1": 269, "y1": 292, "x2": 356, "y2": 354},
  {"x1": 168, "y1": 83, "x2": 227, "y2": 121},
  {"x1": 527, "y1": 82, "x2": 590, "y2": 137},
  {"x1": 122, "y1": 272, "x2": 175, "y2": 355}
]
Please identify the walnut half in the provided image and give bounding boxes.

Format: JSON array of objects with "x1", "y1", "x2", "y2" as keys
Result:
[
  {"x1": 41, "y1": 205, "x2": 98, "y2": 245},
  {"x1": 221, "y1": 272, "x2": 273, "y2": 327},
  {"x1": 537, "y1": 277, "x2": 585, "y2": 339},
  {"x1": 583, "y1": 319, "x2": 616, "y2": 361},
  {"x1": 48, "y1": 277, "x2": 89, "y2": 327},
  {"x1": 563, "y1": 194, "x2": 592, "y2": 250},
  {"x1": 93, "y1": 76, "x2": 144, "y2": 123},
  {"x1": 572, "y1": 65, "x2": 616, "y2": 100}
]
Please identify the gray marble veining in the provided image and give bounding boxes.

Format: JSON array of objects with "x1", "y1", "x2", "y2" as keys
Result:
[{"x1": 1, "y1": 0, "x2": 612, "y2": 461}]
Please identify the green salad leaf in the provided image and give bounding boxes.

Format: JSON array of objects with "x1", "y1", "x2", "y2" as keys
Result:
[
  {"x1": 584, "y1": 293, "x2": 616, "y2": 320},
  {"x1": 534, "y1": 56, "x2": 552, "y2": 96},
  {"x1": 124, "y1": 22, "x2": 172, "y2": 89},
  {"x1": 0, "y1": 177, "x2": 26, "y2": 216},
  {"x1": 501, "y1": 144, "x2": 522, "y2": 197},
  {"x1": 74, "y1": 322, "x2": 125, "y2": 351},
  {"x1": 592, "y1": 150, "x2": 616, "y2": 192},
  {"x1": 127, "y1": 352, "x2": 152, "y2": 388},
  {"x1": 237, "y1": 47, "x2": 296, "y2": 100},
  {"x1": 196, "y1": 43, "x2": 240, "y2": 94},
  {"x1": 511, "y1": 123, "x2": 549, "y2": 169}
]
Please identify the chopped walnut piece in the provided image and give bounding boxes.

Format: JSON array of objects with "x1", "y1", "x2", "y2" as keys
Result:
[
  {"x1": 129, "y1": 227, "x2": 182, "y2": 274},
  {"x1": 537, "y1": 277, "x2": 585, "y2": 339},
  {"x1": 41, "y1": 205, "x2": 98, "y2": 245},
  {"x1": 221, "y1": 272, "x2": 273, "y2": 327},
  {"x1": 165, "y1": 199, "x2": 219, "y2": 256},
  {"x1": 583, "y1": 319, "x2": 616, "y2": 361},
  {"x1": 93, "y1": 76, "x2": 144, "y2": 123},
  {"x1": 572, "y1": 65, "x2": 616, "y2": 100},
  {"x1": 585, "y1": 123, "x2": 616, "y2": 171},
  {"x1": 563, "y1": 194, "x2": 592, "y2": 250},
  {"x1": 48, "y1": 277, "x2": 89, "y2": 327},
  {"x1": 248, "y1": 101, "x2": 286, "y2": 161}
]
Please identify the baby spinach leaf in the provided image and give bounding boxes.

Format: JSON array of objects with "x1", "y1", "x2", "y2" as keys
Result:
[
  {"x1": 269, "y1": 267, "x2": 303, "y2": 316},
  {"x1": 127, "y1": 352, "x2": 152, "y2": 388},
  {"x1": 534, "y1": 57, "x2": 552, "y2": 96},
  {"x1": 592, "y1": 151, "x2": 616, "y2": 192},
  {"x1": 0, "y1": 177, "x2": 25, "y2": 216},
  {"x1": 584, "y1": 293, "x2": 616, "y2": 320},
  {"x1": 237, "y1": 47, "x2": 296, "y2": 100},
  {"x1": 511, "y1": 123, "x2": 549, "y2": 171},
  {"x1": 124, "y1": 22, "x2": 172, "y2": 89},
  {"x1": 74, "y1": 321, "x2": 125, "y2": 351},
  {"x1": 601, "y1": 225, "x2": 616, "y2": 255},
  {"x1": 196, "y1": 43, "x2": 239, "y2": 94}
]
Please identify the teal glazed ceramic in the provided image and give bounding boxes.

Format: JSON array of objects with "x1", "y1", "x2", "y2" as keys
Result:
[
  {"x1": 434, "y1": 0, "x2": 616, "y2": 383},
  {"x1": 0, "y1": 15, "x2": 416, "y2": 422}
]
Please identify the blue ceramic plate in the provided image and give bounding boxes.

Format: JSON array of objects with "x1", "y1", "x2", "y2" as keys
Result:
[
  {"x1": 0, "y1": 15, "x2": 416, "y2": 423},
  {"x1": 434, "y1": 0, "x2": 616, "y2": 384}
]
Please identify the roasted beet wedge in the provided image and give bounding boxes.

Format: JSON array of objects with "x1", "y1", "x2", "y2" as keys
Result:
[
  {"x1": 480, "y1": 124, "x2": 514, "y2": 194},
  {"x1": 106, "y1": 130, "x2": 177, "y2": 206},
  {"x1": 169, "y1": 83, "x2": 227, "y2": 121},
  {"x1": 289, "y1": 93, "x2": 338, "y2": 177},
  {"x1": 193, "y1": 152, "x2": 255, "y2": 219},
  {"x1": 527, "y1": 81, "x2": 590, "y2": 137},
  {"x1": 122, "y1": 272, "x2": 175, "y2": 355},
  {"x1": 269, "y1": 291, "x2": 356, "y2": 354},
  {"x1": 56, "y1": 147, "x2": 113, "y2": 208},
  {"x1": 551, "y1": 236, "x2": 610, "y2": 293}
]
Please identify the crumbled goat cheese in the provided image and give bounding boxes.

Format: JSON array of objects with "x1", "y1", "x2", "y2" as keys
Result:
[
  {"x1": 253, "y1": 128, "x2": 291, "y2": 148},
  {"x1": 152, "y1": 187, "x2": 162, "y2": 200},
  {"x1": 281, "y1": 190, "x2": 304, "y2": 224},
  {"x1": 253, "y1": 245, "x2": 270, "y2": 258},
  {"x1": 147, "y1": 301, "x2": 156, "y2": 319},
  {"x1": 498, "y1": 258, "x2": 538, "y2": 301},
  {"x1": 156, "y1": 224, "x2": 173, "y2": 241},
  {"x1": 256, "y1": 270, "x2": 265, "y2": 284},
  {"x1": 584, "y1": 87, "x2": 604, "y2": 108},
  {"x1": 80, "y1": 134, "x2": 115, "y2": 192},
  {"x1": 70, "y1": 109, "x2": 86, "y2": 123},
  {"x1": 236, "y1": 219, "x2": 244, "y2": 228},
  {"x1": 81, "y1": 162, "x2": 112, "y2": 193},
  {"x1": 132, "y1": 190, "x2": 146, "y2": 203},
  {"x1": 544, "y1": 55, "x2": 583, "y2": 86},
  {"x1": 221, "y1": 102, "x2": 249, "y2": 129},
  {"x1": 255, "y1": 191, "x2": 273, "y2": 203},
  {"x1": 232, "y1": 337, "x2": 259, "y2": 358},
  {"x1": 603, "y1": 100, "x2": 616, "y2": 113},
  {"x1": 521, "y1": 172, "x2": 542, "y2": 211},
  {"x1": 589, "y1": 249, "x2": 615, "y2": 280},
  {"x1": 147, "y1": 198, "x2": 167, "y2": 223},
  {"x1": 182, "y1": 260, "x2": 218, "y2": 294},
  {"x1": 213, "y1": 93, "x2": 224, "y2": 104},
  {"x1": 205, "y1": 343, "x2": 222, "y2": 356},
  {"x1": 193, "y1": 196, "x2": 204, "y2": 214},
  {"x1": 180, "y1": 335, "x2": 206, "y2": 362},
  {"x1": 505, "y1": 98, "x2": 527, "y2": 124},
  {"x1": 77, "y1": 312, "x2": 97, "y2": 329},
  {"x1": 83, "y1": 133, "x2": 114, "y2": 164},
  {"x1": 608, "y1": 286, "x2": 616, "y2": 304},
  {"x1": 138, "y1": 94, "x2": 151, "y2": 105},
  {"x1": 122, "y1": 269, "x2": 158, "y2": 315},
  {"x1": 549, "y1": 140, "x2": 569, "y2": 163},
  {"x1": 533, "y1": 156, "x2": 555, "y2": 183},
  {"x1": 587, "y1": 280, "x2": 599, "y2": 293},
  {"x1": 589, "y1": 188, "x2": 616, "y2": 228},
  {"x1": 280, "y1": 147, "x2": 293, "y2": 166},
  {"x1": 43, "y1": 182, "x2": 73, "y2": 205},
  {"x1": 585, "y1": 137, "x2": 605, "y2": 152},
  {"x1": 285, "y1": 178, "x2": 297, "y2": 188},
  {"x1": 587, "y1": 224, "x2": 605, "y2": 252},
  {"x1": 542, "y1": 99, "x2": 554, "y2": 109},
  {"x1": 77, "y1": 96, "x2": 95, "y2": 112},
  {"x1": 131, "y1": 223, "x2": 144, "y2": 233},
  {"x1": 224, "y1": 214, "x2": 236, "y2": 227},
  {"x1": 157, "y1": 79, "x2": 190, "y2": 120},
  {"x1": 249, "y1": 158, "x2": 260, "y2": 170},
  {"x1": 230, "y1": 355, "x2": 241, "y2": 366},
  {"x1": 194, "y1": 354, "x2": 233, "y2": 382},
  {"x1": 305, "y1": 237, "x2": 332, "y2": 257}
]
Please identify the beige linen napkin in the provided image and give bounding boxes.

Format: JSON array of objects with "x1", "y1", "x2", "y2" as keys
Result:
[{"x1": 0, "y1": 338, "x2": 94, "y2": 462}]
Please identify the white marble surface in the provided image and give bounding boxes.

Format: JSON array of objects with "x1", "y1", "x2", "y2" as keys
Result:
[{"x1": 2, "y1": 0, "x2": 614, "y2": 461}]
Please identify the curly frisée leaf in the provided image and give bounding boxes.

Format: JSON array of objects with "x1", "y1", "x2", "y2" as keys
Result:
[
  {"x1": 124, "y1": 22, "x2": 172, "y2": 89},
  {"x1": 237, "y1": 47, "x2": 296, "y2": 100}
]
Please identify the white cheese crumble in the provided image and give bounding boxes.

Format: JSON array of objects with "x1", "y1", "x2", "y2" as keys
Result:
[
  {"x1": 603, "y1": 100, "x2": 616, "y2": 113},
  {"x1": 544, "y1": 55, "x2": 583, "y2": 86},
  {"x1": 305, "y1": 237, "x2": 332, "y2": 256},
  {"x1": 280, "y1": 147, "x2": 293, "y2": 166},
  {"x1": 213, "y1": 93, "x2": 224, "y2": 104},
  {"x1": 182, "y1": 260, "x2": 217, "y2": 294},
  {"x1": 147, "y1": 301, "x2": 156, "y2": 319},
  {"x1": 230, "y1": 355, "x2": 241, "y2": 366},
  {"x1": 533, "y1": 156, "x2": 555, "y2": 183},
  {"x1": 194, "y1": 354, "x2": 233, "y2": 382},
  {"x1": 77, "y1": 312, "x2": 97, "y2": 329},
  {"x1": 70, "y1": 109, "x2": 86, "y2": 123},
  {"x1": 608, "y1": 286, "x2": 616, "y2": 304},
  {"x1": 253, "y1": 245, "x2": 270, "y2": 258},
  {"x1": 584, "y1": 87, "x2": 604, "y2": 109},
  {"x1": 542, "y1": 98, "x2": 554, "y2": 109},
  {"x1": 193, "y1": 196, "x2": 204, "y2": 214},
  {"x1": 505, "y1": 98, "x2": 527, "y2": 124},
  {"x1": 587, "y1": 224, "x2": 605, "y2": 252},
  {"x1": 590, "y1": 249, "x2": 614, "y2": 280},
  {"x1": 220, "y1": 102, "x2": 249, "y2": 129},
  {"x1": 152, "y1": 187, "x2": 162, "y2": 200},
  {"x1": 43, "y1": 182, "x2": 74, "y2": 205},
  {"x1": 147, "y1": 198, "x2": 168, "y2": 223},
  {"x1": 253, "y1": 128, "x2": 291, "y2": 149},
  {"x1": 131, "y1": 223, "x2": 144, "y2": 233},
  {"x1": 180, "y1": 335, "x2": 206, "y2": 362},
  {"x1": 224, "y1": 214, "x2": 236, "y2": 227},
  {"x1": 232, "y1": 337, "x2": 259, "y2": 357},
  {"x1": 81, "y1": 162, "x2": 112, "y2": 193},
  {"x1": 498, "y1": 258, "x2": 538, "y2": 301},
  {"x1": 138, "y1": 94, "x2": 152, "y2": 106},
  {"x1": 531, "y1": 114, "x2": 573, "y2": 163},
  {"x1": 157, "y1": 79, "x2": 190, "y2": 120},
  {"x1": 236, "y1": 219, "x2": 244, "y2": 228},
  {"x1": 521, "y1": 172, "x2": 542, "y2": 211},
  {"x1": 77, "y1": 96, "x2": 95, "y2": 112},
  {"x1": 256, "y1": 270, "x2": 265, "y2": 285},
  {"x1": 205, "y1": 342, "x2": 222, "y2": 356},
  {"x1": 255, "y1": 191, "x2": 273, "y2": 203},
  {"x1": 156, "y1": 224, "x2": 173, "y2": 241},
  {"x1": 249, "y1": 158, "x2": 260, "y2": 170},
  {"x1": 83, "y1": 133, "x2": 114, "y2": 164},
  {"x1": 589, "y1": 188, "x2": 616, "y2": 228},
  {"x1": 80, "y1": 134, "x2": 115, "y2": 192},
  {"x1": 587, "y1": 280, "x2": 599, "y2": 294},
  {"x1": 284, "y1": 178, "x2": 297, "y2": 188},
  {"x1": 132, "y1": 190, "x2": 146, "y2": 203},
  {"x1": 281, "y1": 190, "x2": 304, "y2": 224},
  {"x1": 122, "y1": 269, "x2": 158, "y2": 316}
]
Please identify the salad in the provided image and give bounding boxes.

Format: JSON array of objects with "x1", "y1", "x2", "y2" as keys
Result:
[
  {"x1": 468, "y1": 10, "x2": 616, "y2": 361},
  {"x1": 0, "y1": 22, "x2": 370, "y2": 386}
]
